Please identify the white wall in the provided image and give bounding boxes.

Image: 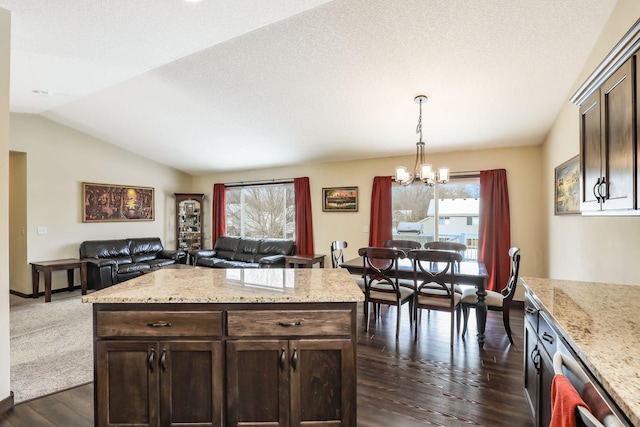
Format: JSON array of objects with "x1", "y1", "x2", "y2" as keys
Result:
[
  {"x1": 8, "y1": 114, "x2": 193, "y2": 295},
  {"x1": 1, "y1": 5, "x2": 12, "y2": 405},
  {"x1": 544, "y1": 0, "x2": 640, "y2": 285},
  {"x1": 192, "y1": 144, "x2": 544, "y2": 300}
]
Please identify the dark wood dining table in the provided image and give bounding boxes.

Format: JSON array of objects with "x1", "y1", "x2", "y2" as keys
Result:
[{"x1": 341, "y1": 256, "x2": 490, "y2": 345}]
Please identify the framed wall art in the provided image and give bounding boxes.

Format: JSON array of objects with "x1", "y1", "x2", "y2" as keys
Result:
[
  {"x1": 82, "y1": 182, "x2": 155, "y2": 222},
  {"x1": 322, "y1": 187, "x2": 358, "y2": 212},
  {"x1": 554, "y1": 155, "x2": 580, "y2": 215}
]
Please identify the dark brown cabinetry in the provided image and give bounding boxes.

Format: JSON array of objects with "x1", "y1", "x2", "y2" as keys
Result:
[
  {"x1": 93, "y1": 303, "x2": 358, "y2": 427},
  {"x1": 225, "y1": 309, "x2": 356, "y2": 427},
  {"x1": 523, "y1": 294, "x2": 556, "y2": 427},
  {"x1": 94, "y1": 309, "x2": 224, "y2": 427},
  {"x1": 579, "y1": 59, "x2": 635, "y2": 212},
  {"x1": 175, "y1": 193, "x2": 204, "y2": 251}
]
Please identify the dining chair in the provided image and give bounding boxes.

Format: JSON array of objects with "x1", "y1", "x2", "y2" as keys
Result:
[
  {"x1": 330, "y1": 240, "x2": 348, "y2": 268},
  {"x1": 358, "y1": 247, "x2": 415, "y2": 340},
  {"x1": 332, "y1": 240, "x2": 366, "y2": 294},
  {"x1": 408, "y1": 249, "x2": 462, "y2": 346},
  {"x1": 383, "y1": 239, "x2": 421, "y2": 253},
  {"x1": 423, "y1": 241, "x2": 467, "y2": 257},
  {"x1": 460, "y1": 246, "x2": 521, "y2": 345}
]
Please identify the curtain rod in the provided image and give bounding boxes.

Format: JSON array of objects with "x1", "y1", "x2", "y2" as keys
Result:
[{"x1": 224, "y1": 178, "x2": 294, "y2": 188}]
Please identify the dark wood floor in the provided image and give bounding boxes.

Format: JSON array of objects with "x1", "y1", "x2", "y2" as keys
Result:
[{"x1": 0, "y1": 303, "x2": 532, "y2": 427}]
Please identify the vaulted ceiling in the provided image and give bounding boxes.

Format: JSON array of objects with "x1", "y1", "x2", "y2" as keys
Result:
[{"x1": 1, "y1": 0, "x2": 618, "y2": 175}]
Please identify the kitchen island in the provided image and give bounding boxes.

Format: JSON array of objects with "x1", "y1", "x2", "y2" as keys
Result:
[
  {"x1": 521, "y1": 277, "x2": 639, "y2": 427},
  {"x1": 82, "y1": 267, "x2": 364, "y2": 427}
]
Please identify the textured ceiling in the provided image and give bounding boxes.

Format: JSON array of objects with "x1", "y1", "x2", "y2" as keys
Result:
[{"x1": 1, "y1": 0, "x2": 618, "y2": 175}]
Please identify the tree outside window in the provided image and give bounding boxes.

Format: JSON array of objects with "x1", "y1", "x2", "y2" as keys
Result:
[{"x1": 225, "y1": 183, "x2": 295, "y2": 239}]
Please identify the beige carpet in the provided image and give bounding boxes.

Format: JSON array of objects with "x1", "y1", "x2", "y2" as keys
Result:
[{"x1": 10, "y1": 291, "x2": 93, "y2": 403}]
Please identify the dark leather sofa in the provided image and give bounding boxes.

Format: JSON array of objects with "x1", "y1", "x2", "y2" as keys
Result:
[
  {"x1": 80, "y1": 237, "x2": 186, "y2": 289},
  {"x1": 189, "y1": 236, "x2": 295, "y2": 268}
]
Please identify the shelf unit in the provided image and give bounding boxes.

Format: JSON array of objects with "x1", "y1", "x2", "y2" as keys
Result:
[{"x1": 175, "y1": 193, "x2": 204, "y2": 252}]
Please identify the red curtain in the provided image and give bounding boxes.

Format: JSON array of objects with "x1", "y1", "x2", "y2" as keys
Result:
[
  {"x1": 294, "y1": 177, "x2": 314, "y2": 255},
  {"x1": 212, "y1": 183, "x2": 226, "y2": 248},
  {"x1": 479, "y1": 169, "x2": 511, "y2": 292},
  {"x1": 369, "y1": 176, "x2": 393, "y2": 247}
]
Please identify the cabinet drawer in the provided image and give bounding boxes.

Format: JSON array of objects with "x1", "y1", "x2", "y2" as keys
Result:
[
  {"x1": 227, "y1": 310, "x2": 352, "y2": 337},
  {"x1": 538, "y1": 312, "x2": 557, "y2": 357},
  {"x1": 96, "y1": 311, "x2": 222, "y2": 337},
  {"x1": 524, "y1": 293, "x2": 539, "y2": 329}
]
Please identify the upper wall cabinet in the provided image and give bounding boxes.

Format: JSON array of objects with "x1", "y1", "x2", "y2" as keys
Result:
[
  {"x1": 579, "y1": 59, "x2": 635, "y2": 212},
  {"x1": 572, "y1": 19, "x2": 640, "y2": 215}
]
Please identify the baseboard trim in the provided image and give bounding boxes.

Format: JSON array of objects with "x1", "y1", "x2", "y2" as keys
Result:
[
  {"x1": 0, "y1": 391, "x2": 15, "y2": 414},
  {"x1": 10, "y1": 285, "x2": 87, "y2": 299}
]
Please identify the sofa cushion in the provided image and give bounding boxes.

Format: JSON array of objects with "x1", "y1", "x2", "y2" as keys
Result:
[
  {"x1": 129, "y1": 237, "x2": 164, "y2": 255},
  {"x1": 233, "y1": 237, "x2": 262, "y2": 263},
  {"x1": 147, "y1": 258, "x2": 177, "y2": 268},
  {"x1": 132, "y1": 253, "x2": 157, "y2": 263},
  {"x1": 118, "y1": 263, "x2": 150, "y2": 274},
  {"x1": 80, "y1": 239, "x2": 130, "y2": 259},
  {"x1": 214, "y1": 236, "x2": 241, "y2": 261},
  {"x1": 258, "y1": 239, "x2": 295, "y2": 256}
]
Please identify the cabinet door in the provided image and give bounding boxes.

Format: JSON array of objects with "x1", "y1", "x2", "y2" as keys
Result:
[
  {"x1": 580, "y1": 91, "x2": 602, "y2": 211},
  {"x1": 538, "y1": 347, "x2": 554, "y2": 427},
  {"x1": 523, "y1": 320, "x2": 539, "y2": 425},
  {"x1": 290, "y1": 339, "x2": 355, "y2": 427},
  {"x1": 601, "y1": 60, "x2": 635, "y2": 210},
  {"x1": 159, "y1": 341, "x2": 223, "y2": 427},
  {"x1": 96, "y1": 341, "x2": 159, "y2": 427},
  {"x1": 226, "y1": 340, "x2": 290, "y2": 427}
]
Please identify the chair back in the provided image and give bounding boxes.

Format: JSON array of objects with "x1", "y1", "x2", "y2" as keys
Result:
[
  {"x1": 501, "y1": 247, "x2": 521, "y2": 302},
  {"x1": 408, "y1": 249, "x2": 462, "y2": 308},
  {"x1": 383, "y1": 239, "x2": 421, "y2": 253},
  {"x1": 423, "y1": 241, "x2": 467, "y2": 254},
  {"x1": 330, "y1": 240, "x2": 348, "y2": 268},
  {"x1": 358, "y1": 247, "x2": 405, "y2": 298}
]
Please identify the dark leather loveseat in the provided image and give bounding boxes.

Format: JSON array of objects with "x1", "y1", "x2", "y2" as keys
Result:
[
  {"x1": 189, "y1": 236, "x2": 295, "y2": 268},
  {"x1": 80, "y1": 237, "x2": 186, "y2": 289}
]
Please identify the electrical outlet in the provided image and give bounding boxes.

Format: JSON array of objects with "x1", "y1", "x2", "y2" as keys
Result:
[
  {"x1": 361, "y1": 225, "x2": 368, "y2": 233},
  {"x1": 37, "y1": 226, "x2": 47, "y2": 235}
]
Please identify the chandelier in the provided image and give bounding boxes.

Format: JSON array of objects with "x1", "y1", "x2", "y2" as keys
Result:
[{"x1": 394, "y1": 95, "x2": 449, "y2": 187}]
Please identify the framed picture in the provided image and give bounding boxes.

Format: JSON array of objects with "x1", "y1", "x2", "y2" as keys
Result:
[
  {"x1": 82, "y1": 182, "x2": 155, "y2": 222},
  {"x1": 555, "y1": 155, "x2": 580, "y2": 215},
  {"x1": 184, "y1": 202, "x2": 195, "y2": 215},
  {"x1": 322, "y1": 187, "x2": 358, "y2": 212}
]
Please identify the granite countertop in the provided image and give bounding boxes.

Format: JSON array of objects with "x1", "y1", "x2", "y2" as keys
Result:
[
  {"x1": 521, "y1": 277, "x2": 640, "y2": 426},
  {"x1": 82, "y1": 267, "x2": 365, "y2": 304}
]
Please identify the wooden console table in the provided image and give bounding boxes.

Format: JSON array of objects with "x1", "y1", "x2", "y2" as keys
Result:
[
  {"x1": 31, "y1": 258, "x2": 87, "y2": 302},
  {"x1": 284, "y1": 254, "x2": 326, "y2": 268}
]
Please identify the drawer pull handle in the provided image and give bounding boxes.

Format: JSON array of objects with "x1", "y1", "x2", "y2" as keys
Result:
[
  {"x1": 542, "y1": 332, "x2": 554, "y2": 344},
  {"x1": 147, "y1": 322, "x2": 173, "y2": 328},
  {"x1": 279, "y1": 348, "x2": 286, "y2": 372},
  {"x1": 277, "y1": 321, "x2": 302, "y2": 327},
  {"x1": 148, "y1": 348, "x2": 155, "y2": 372},
  {"x1": 291, "y1": 347, "x2": 298, "y2": 372},
  {"x1": 525, "y1": 307, "x2": 537, "y2": 315}
]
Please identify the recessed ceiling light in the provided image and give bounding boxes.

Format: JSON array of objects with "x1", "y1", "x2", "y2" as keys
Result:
[{"x1": 32, "y1": 90, "x2": 53, "y2": 97}]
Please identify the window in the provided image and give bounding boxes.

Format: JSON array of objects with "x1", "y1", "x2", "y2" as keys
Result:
[
  {"x1": 391, "y1": 177, "x2": 480, "y2": 260},
  {"x1": 225, "y1": 183, "x2": 295, "y2": 239}
]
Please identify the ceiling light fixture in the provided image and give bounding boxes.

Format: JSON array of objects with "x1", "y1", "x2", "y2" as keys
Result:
[{"x1": 394, "y1": 95, "x2": 449, "y2": 187}]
